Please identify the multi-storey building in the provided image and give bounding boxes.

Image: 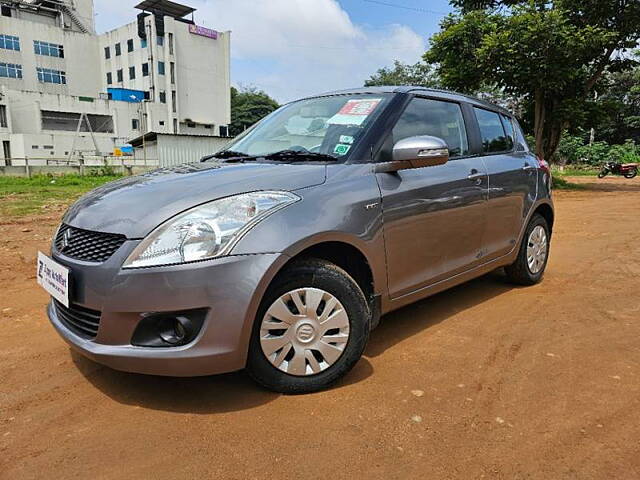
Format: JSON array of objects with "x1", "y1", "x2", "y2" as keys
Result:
[{"x1": 0, "y1": 0, "x2": 230, "y2": 164}]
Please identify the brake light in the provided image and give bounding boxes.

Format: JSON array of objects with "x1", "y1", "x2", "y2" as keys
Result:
[{"x1": 538, "y1": 156, "x2": 550, "y2": 175}]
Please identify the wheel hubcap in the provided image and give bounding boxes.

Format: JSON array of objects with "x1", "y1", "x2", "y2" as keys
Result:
[
  {"x1": 259, "y1": 287, "x2": 350, "y2": 376},
  {"x1": 527, "y1": 225, "x2": 548, "y2": 274}
]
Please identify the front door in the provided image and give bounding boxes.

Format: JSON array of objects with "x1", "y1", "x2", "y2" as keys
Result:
[{"x1": 376, "y1": 97, "x2": 488, "y2": 299}]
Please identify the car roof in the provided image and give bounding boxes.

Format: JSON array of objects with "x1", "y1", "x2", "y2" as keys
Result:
[{"x1": 309, "y1": 86, "x2": 513, "y2": 116}]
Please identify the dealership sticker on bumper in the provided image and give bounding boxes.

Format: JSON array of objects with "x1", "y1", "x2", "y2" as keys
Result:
[{"x1": 37, "y1": 251, "x2": 69, "y2": 307}]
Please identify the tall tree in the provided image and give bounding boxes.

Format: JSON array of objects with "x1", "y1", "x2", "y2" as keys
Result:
[
  {"x1": 230, "y1": 86, "x2": 279, "y2": 137},
  {"x1": 426, "y1": 0, "x2": 640, "y2": 160},
  {"x1": 364, "y1": 60, "x2": 440, "y2": 88}
]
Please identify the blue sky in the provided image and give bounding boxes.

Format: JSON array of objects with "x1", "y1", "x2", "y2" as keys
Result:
[{"x1": 95, "y1": 0, "x2": 454, "y2": 102}]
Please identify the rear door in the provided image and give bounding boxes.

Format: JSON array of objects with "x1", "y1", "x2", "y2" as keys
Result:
[
  {"x1": 376, "y1": 96, "x2": 488, "y2": 299},
  {"x1": 473, "y1": 108, "x2": 538, "y2": 261}
]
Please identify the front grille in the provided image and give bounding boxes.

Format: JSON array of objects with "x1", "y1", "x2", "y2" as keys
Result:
[
  {"x1": 53, "y1": 299, "x2": 102, "y2": 339},
  {"x1": 54, "y1": 224, "x2": 126, "y2": 263}
]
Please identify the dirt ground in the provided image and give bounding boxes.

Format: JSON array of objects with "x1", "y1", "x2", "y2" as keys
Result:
[{"x1": 1, "y1": 176, "x2": 639, "y2": 479}]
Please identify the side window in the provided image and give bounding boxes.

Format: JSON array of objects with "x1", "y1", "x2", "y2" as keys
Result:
[
  {"x1": 500, "y1": 114, "x2": 515, "y2": 151},
  {"x1": 392, "y1": 98, "x2": 469, "y2": 157},
  {"x1": 474, "y1": 107, "x2": 511, "y2": 153}
]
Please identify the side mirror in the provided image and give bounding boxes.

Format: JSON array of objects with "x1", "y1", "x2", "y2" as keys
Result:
[{"x1": 375, "y1": 135, "x2": 449, "y2": 173}]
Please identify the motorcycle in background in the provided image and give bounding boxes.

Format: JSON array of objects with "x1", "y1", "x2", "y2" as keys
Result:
[{"x1": 598, "y1": 161, "x2": 638, "y2": 179}]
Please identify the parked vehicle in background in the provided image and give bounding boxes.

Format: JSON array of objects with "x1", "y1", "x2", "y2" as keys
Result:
[
  {"x1": 598, "y1": 161, "x2": 638, "y2": 179},
  {"x1": 39, "y1": 87, "x2": 554, "y2": 394}
]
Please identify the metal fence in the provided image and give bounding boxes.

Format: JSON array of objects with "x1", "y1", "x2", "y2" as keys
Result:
[{"x1": 0, "y1": 156, "x2": 160, "y2": 177}]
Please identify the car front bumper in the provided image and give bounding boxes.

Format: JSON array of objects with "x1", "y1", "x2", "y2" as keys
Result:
[{"x1": 47, "y1": 241, "x2": 288, "y2": 376}]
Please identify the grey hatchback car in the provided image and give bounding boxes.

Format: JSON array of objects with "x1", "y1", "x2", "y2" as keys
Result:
[{"x1": 40, "y1": 87, "x2": 553, "y2": 393}]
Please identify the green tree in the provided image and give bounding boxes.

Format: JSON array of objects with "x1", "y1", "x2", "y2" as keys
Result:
[
  {"x1": 364, "y1": 60, "x2": 440, "y2": 88},
  {"x1": 230, "y1": 86, "x2": 279, "y2": 137},
  {"x1": 426, "y1": 1, "x2": 640, "y2": 160},
  {"x1": 592, "y1": 59, "x2": 640, "y2": 144}
]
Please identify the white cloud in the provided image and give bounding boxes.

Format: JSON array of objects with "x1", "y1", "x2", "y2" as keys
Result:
[{"x1": 95, "y1": 0, "x2": 426, "y2": 102}]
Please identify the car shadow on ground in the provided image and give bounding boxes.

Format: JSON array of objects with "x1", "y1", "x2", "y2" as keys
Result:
[
  {"x1": 366, "y1": 270, "x2": 515, "y2": 358},
  {"x1": 71, "y1": 350, "x2": 375, "y2": 413},
  {"x1": 71, "y1": 270, "x2": 512, "y2": 413}
]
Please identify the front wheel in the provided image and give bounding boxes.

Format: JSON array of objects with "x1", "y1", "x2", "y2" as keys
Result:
[
  {"x1": 246, "y1": 258, "x2": 370, "y2": 394},
  {"x1": 598, "y1": 169, "x2": 609, "y2": 179},
  {"x1": 624, "y1": 168, "x2": 637, "y2": 179},
  {"x1": 505, "y1": 214, "x2": 550, "y2": 286}
]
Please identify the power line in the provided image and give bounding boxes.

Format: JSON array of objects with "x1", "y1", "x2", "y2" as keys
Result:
[{"x1": 362, "y1": 0, "x2": 449, "y2": 15}]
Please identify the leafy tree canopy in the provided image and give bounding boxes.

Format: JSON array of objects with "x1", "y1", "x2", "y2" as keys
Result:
[
  {"x1": 364, "y1": 60, "x2": 440, "y2": 88},
  {"x1": 230, "y1": 86, "x2": 279, "y2": 137},
  {"x1": 426, "y1": 0, "x2": 640, "y2": 160}
]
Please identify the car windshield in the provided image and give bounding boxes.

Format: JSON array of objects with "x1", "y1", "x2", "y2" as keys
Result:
[{"x1": 221, "y1": 94, "x2": 392, "y2": 161}]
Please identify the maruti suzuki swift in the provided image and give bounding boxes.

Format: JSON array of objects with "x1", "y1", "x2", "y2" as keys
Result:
[{"x1": 39, "y1": 87, "x2": 554, "y2": 393}]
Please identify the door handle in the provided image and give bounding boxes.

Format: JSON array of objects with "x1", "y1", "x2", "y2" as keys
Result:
[
  {"x1": 522, "y1": 165, "x2": 536, "y2": 172},
  {"x1": 467, "y1": 172, "x2": 485, "y2": 181}
]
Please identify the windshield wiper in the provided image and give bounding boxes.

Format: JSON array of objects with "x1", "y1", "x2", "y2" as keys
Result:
[
  {"x1": 263, "y1": 150, "x2": 339, "y2": 162},
  {"x1": 211, "y1": 150, "x2": 252, "y2": 159}
]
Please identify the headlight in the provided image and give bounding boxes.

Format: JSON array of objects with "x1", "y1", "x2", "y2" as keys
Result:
[{"x1": 123, "y1": 191, "x2": 299, "y2": 268}]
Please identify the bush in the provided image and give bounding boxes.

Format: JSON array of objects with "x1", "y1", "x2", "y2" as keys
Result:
[{"x1": 553, "y1": 133, "x2": 640, "y2": 166}]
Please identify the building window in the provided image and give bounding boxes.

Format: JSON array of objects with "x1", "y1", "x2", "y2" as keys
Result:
[
  {"x1": 142, "y1": 62, "x2": 149, "y2": 77},
  {"x1": 127, "y1": 38, "x2": 134, "y2": 52},
  {"x1": 36, "y1": 67, "x2": 65, "y2": 84},
  {"x1": 159, "y1": 120, "x2": 165, "y2": 126},
  {"x1": 173, "y1": 118, "x2": 178, "y2": 133},
  {"x1": 34, "y1": 40, "x2": 64, "y2": 58},
  {"x1": 0, "y1": 105, "x2": 7, "y2": 128},
  {"x1": 116, "y1": 69, "x2": 123, "y2": 82},
  {"x1": 0, "y1": 63, "x2": 23, "y2": 79},
  {"x1": 1, "y1": 6, "x2": 12, "y2": 17},
  {"x1": 32, "y1": 145, "x2": 39, "y2": 149},
  {"x1": 159, "y1": 91, "x2": 166, "y2": 103},
  {"x1": 115, "y1": 42, "x2": 121, "y2": 56},
  {"x1": 141, "y1": 38, "x2": 147, "y2": 48},
  {"x1": 106, "y1": 72, "x2": 112, "y2": 84},
  {"x1": 219, "y1": 125, "x2": 228, "y2": 137},
  {"x1": 187, "y1": 122, "x2": 196, "y2": 128},
  {"x1": 168, "y1": 33, "x2": 174, "y2": 55},
  {"x1": 132, "y1": 118, "x2": 139, "y2": 130},
  {"x1": 43, "y1": 145, "x2": 53, "y2": 150},
  {"x1": 171, "y1": 90, "x2": 176, "y2": 113},
  {"x1": 104, "y1": 46, "x2": 110, "y2": 59},
  {"x1": 0, "y1": 34, "x2": 20, "y2": 51},
  {"x1": 157, "y1": 36, "x2": 164, "y2": 46},
  {"x1": 129, "y1": 66, "x2": 135, "y2": 80},
  {"x1": 170, "y1": 62, "x2": 175, "y2": 84},
  {"x1": 158, "y1": 61, "x2": 165, "y2": 75}
]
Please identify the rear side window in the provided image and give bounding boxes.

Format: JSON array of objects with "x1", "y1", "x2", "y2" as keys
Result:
[
  {"x1": 474, "y1": 107, "x2": 512, "y2": 153},
  {"x1": 393, "y1": 98, "x2": 469, "y2": 157},
  {"x1": 500, "y1": 114, "x2": 515, "y2": 151}
]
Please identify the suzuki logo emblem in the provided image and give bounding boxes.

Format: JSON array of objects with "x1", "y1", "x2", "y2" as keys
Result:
[{"x1": 60, "y1": 229, "x2": 73, "y2": 251}]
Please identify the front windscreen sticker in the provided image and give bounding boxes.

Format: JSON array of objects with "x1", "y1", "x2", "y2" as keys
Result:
[
  {"x1": 333, "y1": 144, "x2": 351, "y2": 156},
  {"x1": 339, "y1": 135, "x2": 354, "y2": 144},
  {"x1": 327, "y1": 98, "x2": 382, "y2": 126}
]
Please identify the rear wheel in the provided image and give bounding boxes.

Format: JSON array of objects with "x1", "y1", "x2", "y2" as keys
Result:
[
  {"x1": 624, "y1": 168, "x2": 637, "y2": 179},
  {"x1": 246, "y1": 258, "x2": 370, "y2": 394},
  {"x1": 505, "y1": 214, "x2": 550, "y2": 286}
]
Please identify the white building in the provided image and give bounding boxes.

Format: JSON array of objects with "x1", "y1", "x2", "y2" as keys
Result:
[{"x1": 0, "y1": 0, "x2": 230, "y2": 165}]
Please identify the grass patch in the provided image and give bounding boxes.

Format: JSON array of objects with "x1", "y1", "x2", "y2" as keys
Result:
[
  {"x1": 551, "y1": 165, "x2": 600, "y2": 176},
  {"x1": 0, "y1": 174, "x2": 123, "y2": 217},
  {"x1": 552, "y1": 174, "x2": 584, "y2": 190}
]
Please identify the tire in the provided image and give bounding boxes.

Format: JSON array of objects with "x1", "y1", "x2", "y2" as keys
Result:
[
  {"x1": 505, "y1": 214, "x2": 550, "y2": 286},
  {"x1": 624, "y1": 169, "x2": 637, "y2": 179},
  {"x1": 598, "y1": 169, "x2": 608, "y2": 179},
  {"x1": 246, "y1": 258, "x2": 370, "y2": 394}
]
